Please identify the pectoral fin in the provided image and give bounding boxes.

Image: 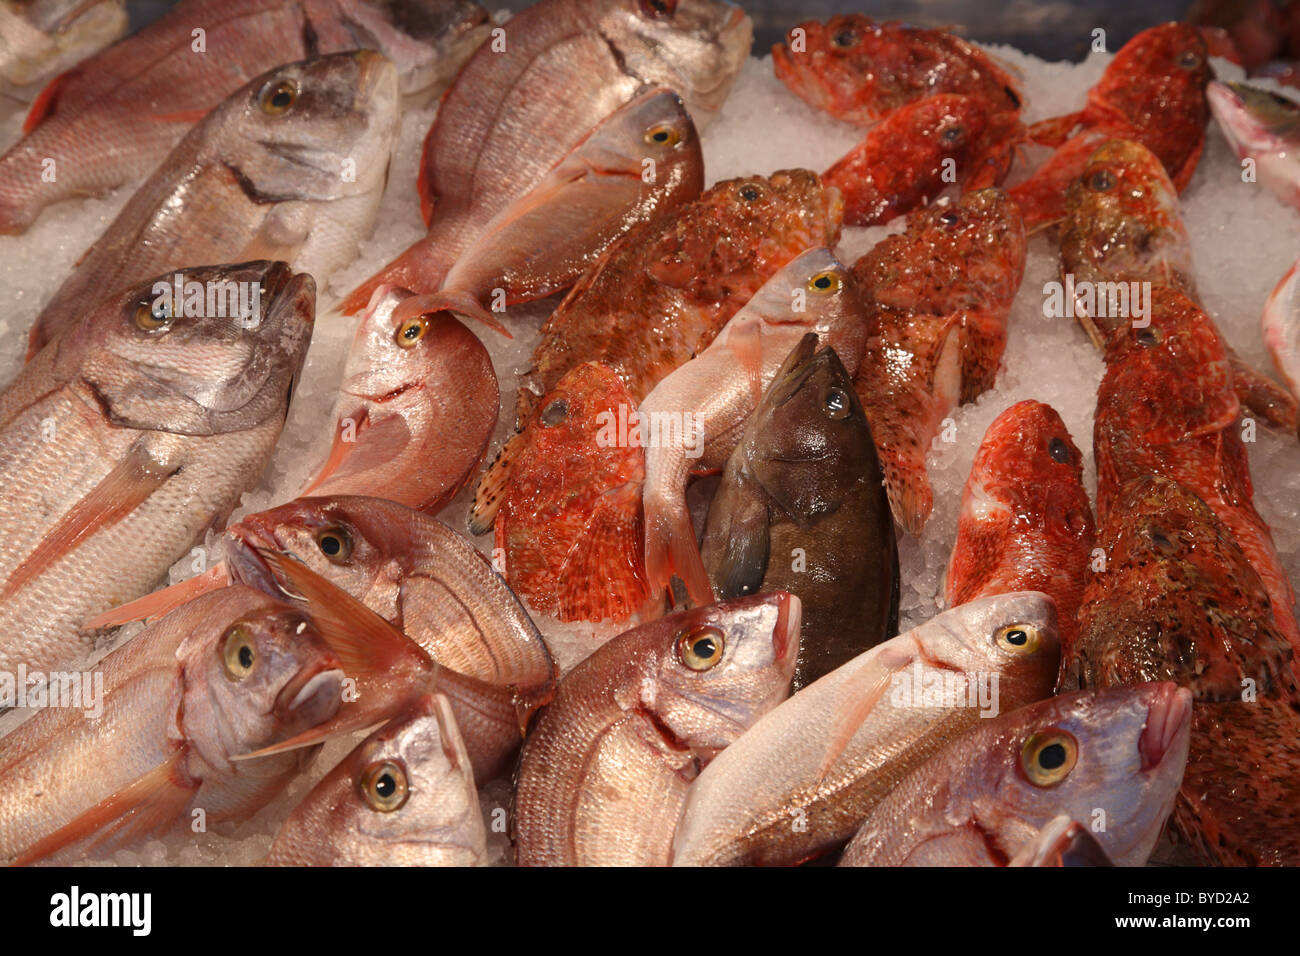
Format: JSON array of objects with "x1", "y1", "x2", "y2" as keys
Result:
[
  {"x1": 83, "y1": 562, "x2": 231, "y2": 629},
  {"x1": 710, "y1": 490, "x2": 771, "y2": 601}
]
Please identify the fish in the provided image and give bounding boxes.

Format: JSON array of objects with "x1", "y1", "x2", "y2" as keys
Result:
[
  {"x1": 340, "y1": 0, "x2": 752, "y2": 314},
  {"x1": 1007, "y1": 815, "x2": 1115, "y2": 866},
  {"x1": 1208, "y1": 80, "x2": 1300, "y2": 211},
  {"x1": 701, "y1": 337, "x2": 897, "y2": 690},
  {"x1": 1093, "y1": 286, "x2": 1300, "y2": 673},
  {"x1": 264, "y1": 694, "x2": 487, "y2": 866},
  {"x1": 670, "y1": 591, "x2": 1059, "y2": 867},
  {"x1": 0, "y1": 261, "x2": 313, "y2": 678},
  {"x1": 0, "y1": 585, "x2": 345, "y2": 865},
  {"x1": 25, "y1": 50, "x2": 400, "y2": 358},
  {"x1": 1011, "y1": 22, "x2": 1211, "y2": 229},
  {"x1": 944, "y1": 400, "x2": 1095, "y2": 655},
  {"x1": 0, "y1": 0, "x2": 125, "y2": 94},
  {"x1": 1188, "y1": 0, "x2": 1286, "y2": 71},
  {"x1": 641, "y1": 249, "x2": 870, "y2": 606},
  {"x1": 838, "y1": 683, "x2": 1193, "y2": 866},
  {"x1": 1263, "y1": 255, "x2": 1300, "y2": 416},
  {"x1": 0, "y1": 0, "x2": 490, "y2": 234},
  {"x1": 513, "y1": 591, "x2": 800, "y2": 866},
  {"x1": 1058, "y1": 137, "x2": 1298, "y2": 432},
  {"x1": 301, "y1": 286, "x2": 498, "y2": 512},
  {"x1": 1068, "y1": 475, "x2": 1300, "y2": 866},
  {"x1": 851, "y1": 188, "x2": 1027, "y2": 534},
  {"x1": 492, "y1": 363, "x2": 651, "y2": 625},
  {"x1": 347, "y1": 87, "x2": 705, "y2": 330}
]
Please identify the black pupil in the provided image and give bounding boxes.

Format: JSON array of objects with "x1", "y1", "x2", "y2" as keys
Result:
[
  {"x1": 542, "y1": 400, "x2": 568, "y2": 426},
  {"x1": 1151, "y1": 529, "x2": 1175, "y2": 551},
  {"x1": 825, "y1": 389, "x2": 846, "y2": 412},
  {"x1": 1137, "y1": 329, "x2": 1158, "y2": 347},
  {"x1": 402, "y1": 324, "x2": 420, "y2": 340},
  {"x1": 321, "y1": 535, "x2": 341, "y2": 556},
  {"x1": 653, "y1": 129, "x2": 670, "y2": 142},
  {"x1": 1038, "y1": 743, "x2": 1067, "y2": 770},
  {"x1": 693, "y1": 637, "x2": 716, "y2": 659},
  {"x1": 1005, "y1": 629, "x2": 1027, "y2": 646},
  {"x1": 943, "y1": 127, "x2": 963, "y2": 143},
  {"x1": 272, "y1": 89, "x2": 292, "y2": 108},
  {"x1": 375, "y1": 773, "x2": 396, "y2": 798},
  {"x1": 1090, "y1": 171, "x2": 1114, "y2": 191},
  {"x1": 834, "y1": 30, "x2": 857, "y2": 47},
  {"x1": 740, "y1": 186, "x2": 760, "y2": 201},
  {"x1": 940, "y1": 211, "x2": 959, "y2": 226},
  {"x1": 1180, "y1": 51, "x2": 1198, "y2": 68},
  {"x1": 814, "y1": 275, "x2": 832, "y2": 289},
  {"x1": 1049, "y1": 437, "x2": 1069, "y2": 463},
  {"x1": 238, "y1": 645, "x2": 254, "y2": 669}
]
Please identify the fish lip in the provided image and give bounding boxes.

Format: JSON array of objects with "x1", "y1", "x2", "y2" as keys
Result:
[
  {"x1": 276, "y1": 662, "x2": 345, "y2": 725},
  {"x1": 1138, "y1": 683, "x2": 1193, "y2": 772},
  {"x1": 224, "y1": 522, "x2": 286, "y2": 596},
  {"x1": 771, "y1": 591, "x2": 802, "y2": 669}
]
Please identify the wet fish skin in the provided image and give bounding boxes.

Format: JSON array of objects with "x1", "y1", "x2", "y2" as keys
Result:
[
  {"x1": 514, "y1": 591, "x2": 800, "y2": 867},
  {"x1": 0, "y1": 0, "x2": 488, "y2": 234},
  {"x1": 0, "y1": 0, "x2": 126, "y2": 93},
  {"x1": 0, "y1": 585, "x2": 345, "y2": 864},
  {"x1": 851, "y1": 187, "x2": 1027, "y2": 534},
  {"x1": 26, "y1": 50, "x2": 401, "y2": 357},
  {"x1": 265, "y1": 694, "x2": 487, "y2": 866},
  {"x1": 839, "y1": 683, "x2": 1193, "y2": 867},
  {"x1": 302, "y1": 285, "x2": 498, "y2": 513},
  {"x1": 641, "y1": 247, "x2": 870, "y2": 606},
  {"x1": 0, "y1": 261, "x2": 313, "y2": 677},
  {"x1": 701, "y1": 337, "x2": 897, "y2": 688},
  {"x1": 670, "y1": 591, "x2": 1058, "y2": 867},
  {"x1": 945, "y1": 400, "x2": 1095, "y2": 656},
  {"x1": 1208, "y1": 80, "x2": 1300, "y2": 212}
]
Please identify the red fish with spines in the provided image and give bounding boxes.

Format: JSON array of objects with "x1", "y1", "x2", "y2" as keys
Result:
[
  {"x1": 945, "y1": 400, "x2": 1096, "y2": 654},
  {"x1": 1011, "y1": 22, "x2": 1211, "y2": 229},
  {"x1": 492, "y1": 363, "x2": 652, "y2": 626},
  {"x1": 1094, "y1": 286, "x2": 1300, "y2": 676}
]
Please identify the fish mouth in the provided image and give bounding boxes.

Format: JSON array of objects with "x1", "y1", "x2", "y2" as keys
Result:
[
  {"x1": 225, "y1": 521, "x2": 288, "y2": 596},
  {"x1": 276, "y1": 662, "x2": 346, "y2": 728},
  {"x1": 1138, "y1": 683, "x2": 1193, "y2": 772},
  {"x1": 771, "y1": 591, "x2": 802, "y2": 670},
  {"x1": 1208, "y1": 80, "x2": 1291, "y2": 146}
]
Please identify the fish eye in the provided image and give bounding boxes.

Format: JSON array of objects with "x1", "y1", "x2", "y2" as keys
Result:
[
  {"x1": 1021, "y1": 730, "x2": 1078, "y2": 786},
  {"x1": 638, "y1": 0, "x2": 676, "y2": 19},
  {"x1": 832, "y1": 29, "x2": 859, "y2": 48},
  {"x1": 315, "y1": 527, "x2": 353, "y2": 564},
  {"x1": 678, "y1": 625, "x2": 725, "y2": 671},
  {"x1": 996, "y1": 623, "x2": 1042, "y2": 655},
  {"x1": 1088, "y1": 169, "x2": 1117, "y2": 192},
  {"x1": 941, "y1": 125, "x2": 965, "y2": 145},
  {"x1": 134, "y1": 299, "x2": 172, "y2": 332},
  {"x1": 1149, "y1": 527, "x2": 1178, "y2": 554},
  {"x1": 808, "y1": 270, "x2": 842, "y2": 294},
  {"x1": 738, "y1": 183, "x2": 764, "y2": 202},
  {"x1": 395, "y1": 315, "x2": 429, "y2": 348},
  {"x1": 1177, "y1": 49, "x2": 1202, "y2": 70},
  {"x1": 540, "y1": 398, "x2": 569, "y2": 427},
  {"x1": 259, "y1": 79, "x2": 299, "y2": 115},
  {"x1": 222, "y1": 625, "x2": 257, "y2": 681},
  {"x1": 1136, "y1": 328, "x2": 1160, "y2": 348},
  {"x1": 644, "y1": 123, "x2": 682, "y2": 147},
  {"x1": 360, "y1": 760, "x2": 409, "y2": 812},
  {"x1": 938, "y1": 209, "x2": 960, "y2": 228},
  {"x1": 823, "y1": 386, "x2": 850, "y2": 420},
  {"x1": 1048, "y1": 437, "x2": 1070, "y2": 463}
]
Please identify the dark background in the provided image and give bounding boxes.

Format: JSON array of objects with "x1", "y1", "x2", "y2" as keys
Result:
[{"x1": 126, "y1": 1, "x2": 1197, "y2": 63}]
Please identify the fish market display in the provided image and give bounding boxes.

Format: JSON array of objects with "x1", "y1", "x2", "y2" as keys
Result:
[{"x1": 700, "y1": 335, "x2": 896, "y2": 688}]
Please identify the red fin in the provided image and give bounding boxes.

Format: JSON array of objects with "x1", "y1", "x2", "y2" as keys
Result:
[
  {"x1": 557, "y1": 483, "x2": 649, "y2": 623},
  {"x1": 2, "y1": 445, "x2": 176, "y2": 599},
  {"x1": 340, "y1": 241, "x2": 446, "y2": 316},
  {"x1": 814, "y1": 645, "x2": 916, "y2": 785},
  {"x1": 83, "y1": 563, "x2": 230, "y2": 629},
  {"x1": 12, "y1": 752, "x2": 194, "y2": 865},
  {"x1": 1027, "y1": 110, "x2": 1084, "y2": 147},
  {"x1": 22, "y1": 70, "x2": 72, "y2": 134},
  {"x1": 644, "y1": 490, "x2": 714, "y2": 607},
  {"x1": 391, "y1": 290, "x2": 510, "y2": 338}
]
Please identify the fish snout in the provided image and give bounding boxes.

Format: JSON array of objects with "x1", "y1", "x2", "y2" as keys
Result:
[
  {"x1": 277, "y1": 664, "x2": 346, "y2": 728},
  {"x1": 1138, "y1": 683, "x2": 1193, "y2": 772},
  {"x1": 771, "y1": 591, "x2": 802, "y2": 671}
]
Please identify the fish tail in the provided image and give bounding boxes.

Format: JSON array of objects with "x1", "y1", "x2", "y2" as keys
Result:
[
  {"x1": 883, "y1": 461, "x2": 933, "y2": 536},
  {"x1": 643, "y1": 487, "x2": 714, "y2": 607},
  {"x1": 339, "y1": 240, "x2": 449, "y2": 315},
  {"x1": 557, "y1": 483, "x2": 650, "y2": 624}
]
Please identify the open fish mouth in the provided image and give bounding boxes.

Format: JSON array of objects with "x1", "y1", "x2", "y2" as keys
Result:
[
  {"x1": 772, "y1": 591, "x2": 802, "y2": 668},
  {"x1": 275, "y1": 662, "x2": 347, "y2": 728},
  {"x1": 1138, "y1": 683, "x2": 1193, "y2": 772}
]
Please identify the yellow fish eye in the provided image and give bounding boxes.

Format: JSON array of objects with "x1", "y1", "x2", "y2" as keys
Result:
[
  {"x1": 315, "y1": 527, "x2": 352, "y2": 564},
  {"x1": 996, "y1": 623, "x2": 1041, "y2": 655},
  {"x1": 644, "y1": 123, "x2": 682, "y2": 147},
  {"x1": 395, "y1": 315, "x2": 429, "y2": 348},
  {"x1": 1021, "y1": 729, "x2": 1078, "y2": 787},
  {"x1": 135, "y1": 299, "x2": 172, "y2": 332},
  {"x1": 222, "y1": 625, "x2": 257, "y2": 681},
  {"x1": 678, "y1": 625, "x2": 725, "y2": 671},
  {"x1": 360, "y1": 760, "x2": 409, "y2": 812},
  {"x1": 808, "y1": 270, "x2": 842, "y2": 294},
  {"x1": 260, "y1": 79, "x2": 299, "y2": 115}
]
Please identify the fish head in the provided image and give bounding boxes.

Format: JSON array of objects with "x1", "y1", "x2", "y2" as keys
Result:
[
  {"x1": 744, "y1": 336, "x2": 874, "y2": 522},
  {"x1": 65, "y1": 261, "x2": 315, "y2": 437},
  {"x1": 1061, "y1": 139, "x2": 1195, "y2": 289},
  {"x1": 1097, "y1": 22, "x2": 1210, "y2": 119},
  {"x1": 582, "y1": 86, "x2": 702, "y2": 194},
  {"x1": 648, "y1": 591, "x2": 801, "y2": 753},
  {"x1": 771, "y1": 15, "x2": 883, "y2": 118},
  {"x1": 605, "y1": 1, "x2": 753, "y2": 127},
  {"x1": 1208, "y1": 80, "x2": 1300, "y2": 154},
  {"x1": 971, "y1": 683, "x2": 1191, "y2": 866},
  {"x1": 208, "y1": 51, "x2": 401, "y2": 202},
  {"x1": 367, "y1": 0, "x2": 491, "y2": 90},
  {"x1": 179, "y1": 587, "x2": 346, "y2": 770}
]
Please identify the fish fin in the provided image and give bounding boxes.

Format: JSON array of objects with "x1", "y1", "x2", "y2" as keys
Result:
[
  {"x1": 468, "y1": 431, "x2": 526, "y2": 536},
  {"x1": 145, "y1": 108, "x2": 209, "y2": 125},
  {"x1": 812, "y1": 645, "x2": 917, "y2": 785},
  {"x1": 340, "y1": 242, "x2": 449, "y2": 315},
  {"x1": 887, "y1": 468, "x2": 934, "y2": 537},
  {"x1": 727, "y1": 319, "x2": 766, "y2": 406},
  {"x1": 11, "y1": 752, "x2": 194, "y2": 865},
  {"x1": 1228, "y1": 353, "x2": 1299, "y2": 433},
  {"x1": 299, "y1": 407, "x2": 415, "y2": 496},
  {"x1": 711, "y1": 489, "x2": 771, "y2": 600},
  {"x1": 417, "y1": 127, "x2": 437, "y2": 227},
  {"x1": 2, "y1": 444, "x2": 176, "y2": 599},
  {"x1": 22, "y1": 69, "x2": 72, "y2": 133},
  {"x1": 83, "y1": 563, "x2": 231, "y2": 629},
  {"x1": 231, "y1": 716, "x2": 391, "y2": 762},
  {"x1": 644, "y1": 488, "x2": 714, "y2": 607},
  {"x1": 391, "y1": 290, "x2": 510, "y2": 338},
  {"x1": 556, "y1": 482, "x2": 649, "y2": 623},
  {"x1": 1026, "y1": 110, "x2": 1084, "y2": 147}
]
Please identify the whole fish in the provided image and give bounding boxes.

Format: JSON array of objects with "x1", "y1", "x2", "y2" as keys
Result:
[
  {"x1": 0, "y1": 261, "x2": 313, "y2": 677},
  {"x1": 351, "y1": 87, "x2": 705, "y2": 331},
  {"x1": 301, "y1": 286, "x2": 497, "y2": 512},
  {"x1": 839, "y1": 683, "x2": 1193, "y2": 866},
  {"x1": 671, "y1": 592, "x2": 1059, "y2": 867},
  {"x1": 513, "y1": 592, "x2": 800, "y2": 867},
  {"x1": 1208, "y1": 80, "x2": 1300, "y2": 212},
  {"x1": 641, "y1": 248, "x2": 870, "y2": 606},
  {"x1": 265, "y1": 694, "x2": 487, "y2": 866},
  {"x1": 1058, "y1": 137, "x2": 1297, "y2": 431},
  {"x1": 1069, "y1": 475, "x2": 1300, "y2": 866},
  {"x1": 0, "y1": 585, "x2": 345, "y2": 865},
  {"x1": 0, "y1": 0, "x2": 125, "y2": 94},
  {"x1": 1010, "y1": 22, "x2": 1211, "y2": 229},
  {"x1": 701, "y1": 337, "x2": 897, "y2": 689},
  {"x1": 25, "y1": 51, "x2": 400, "y2": 358},
  {"x1": 1008, "y1": 815, "x2": 1115, "y2": 866},
  {"x1": 944, "y1": 400, "x2": 1095, "y2": 655},
  {"x1": 851, "y1": 188, "x2": 1027, "y2": 534},
  {"x1": 471, "y1": 168, "x2": 843, "y2": 532},
  {"x1": 340, "y1": 0, "x2": 752, "y2": 313},
  {"x1": 492, "y1": 363, "x2": 650, "y2": 624},
  {"x1": 0, "y1": 0, "x2": 490, "y2": 234},
  {"x1": 1093, "y1": 287, "x2": 1300, "y2": 671}
]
